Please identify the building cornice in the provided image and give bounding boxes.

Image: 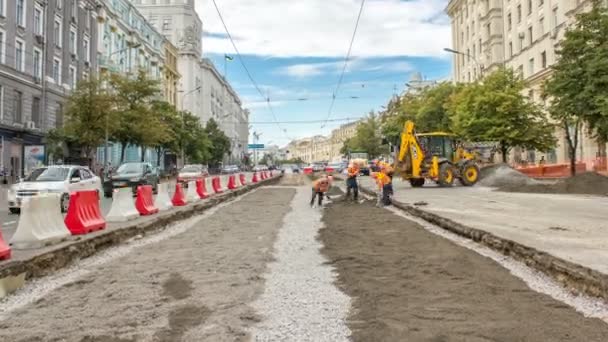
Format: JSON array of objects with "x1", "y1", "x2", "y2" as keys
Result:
[{"x1": 446, "y1": 0, "x2": 466, "y2": 16}]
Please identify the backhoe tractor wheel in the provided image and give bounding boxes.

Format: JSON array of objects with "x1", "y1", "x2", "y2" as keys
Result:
[
  {"x1": 437, "y1": 163, "x2": 455, "y2": 187},
  {"x1": 409, "y1": 178, "x2": 425, "y2": 188},
  {"x1": 459, "y1": 162, "x2": 480, "y2": 186}
]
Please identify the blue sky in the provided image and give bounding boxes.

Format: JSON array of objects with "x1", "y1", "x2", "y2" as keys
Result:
[{"x1": 196, "y1": 0, "x2": 452, "y2": 147}]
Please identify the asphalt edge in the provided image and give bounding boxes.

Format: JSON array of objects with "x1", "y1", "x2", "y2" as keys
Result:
[
  {"x1": 0, "y1": 176, "x2": 281, "y2": 285},
  {"x1": 356, "y1": 183, "x2": 608, "y2": 301}
]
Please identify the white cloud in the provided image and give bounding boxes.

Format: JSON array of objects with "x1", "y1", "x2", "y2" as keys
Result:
[
  {"x1": 197, "y1": 0, "x2": 450, "y2": 58},
  {"x1": 278, "y1": 58, "x2": 413, "y2": 78}
]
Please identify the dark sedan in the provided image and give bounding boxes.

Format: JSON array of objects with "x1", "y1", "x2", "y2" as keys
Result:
[{"x1": 103, "y1": 162, "x2": 159, "y2": 198}]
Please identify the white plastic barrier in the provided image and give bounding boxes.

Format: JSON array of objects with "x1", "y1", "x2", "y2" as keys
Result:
[
  {"x1": 185, "y1": 180, "x2": 199, "y2": 202},
  {"x1": 10, "y1": 193, "x2": 71, "y2": 249},
  {"x1": 154, "y1": 182, "x2": 173, "y2": 211},
  {"x1": 106, "y1": 188, "x2": 139, "y2": 222}
]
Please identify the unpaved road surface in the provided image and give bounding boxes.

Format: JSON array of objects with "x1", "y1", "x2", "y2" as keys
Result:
[
  {"x1": 0, "y1": 188, "x2": 295, "y2": 342},
  {"x1": 320, "y1": 199, "x2": 608, "y2": 341}
]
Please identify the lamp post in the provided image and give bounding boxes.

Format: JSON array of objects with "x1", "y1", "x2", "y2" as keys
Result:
[
  {"x1": 443, "y1": 47, "x2": 484, "y2": 79},
  {"x1": 179, "y1": 86, "x2": 202, "y2": 167}
]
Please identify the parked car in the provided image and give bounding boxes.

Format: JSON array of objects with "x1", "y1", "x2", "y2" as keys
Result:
[
  {"x1": 325, "y1": 163, "x2": 343, "y2": 174},
  {"x1": 312, "y1": 163, "x2": 324, "y2": 172},
  {"x1": 7, "y1": 165, "x2": 102, "y2": 214},
  {"x1": 221, "y1": 165, "x2": 239, "y2": 174},
  {"x1": 103, "y1": 162, "x2": 159, "y2": 198},
  {"x1": 253, "y1": 165, "x2": 268, "y2": 172},
  {"x1": 177, "y1": 164, "x2": 208, "y2": 186},
  {"x1": 281, "y1": 164, "x2": 300, "y2": 173}
]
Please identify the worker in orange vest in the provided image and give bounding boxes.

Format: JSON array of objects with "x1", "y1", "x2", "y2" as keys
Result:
[
  {"x1": 345, "y1": 162, "x2": 360, "y2": 201},
  {"x1": 310, "y1": 175, "x2": 330, "y2": 207}
]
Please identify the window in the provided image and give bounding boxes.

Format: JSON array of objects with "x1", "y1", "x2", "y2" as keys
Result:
[
  {"x1": 83, "y1": 36, "x2": 90, "y2": 62},
  {"x1": 162, "y1": 18, "x2": 171, "y2": 30},
  {"x1": 518, "y1": 64, "x2": 524, "y2": 76},
  {"x1": 54, "y1": 17, "x2": 62, "y2": 47},
  {"x1": 0, "y1": 0, "x2": 5, "y2": 17},
  {"x1": 14, "y1": 90, "x2": 23, "y2": 123},
  {"x1": 15, "y1": 39, "x2": 24, "y2": 72},
  {"x1": 509, "y1": 42, "x2": 513, "y2": 57},
  {"x1": 529, "y1": 58, "x2": 535, "y2": 75},
  {"x1": 539, "y1": 17, "x2": 544, "y2": 36},
  {"x1": 72, "y1": 0, "x2": 78, "y2": 19},
  {"x1": 31, "y1": 97, "x2": 40, "y2": 126},
  {"x1": 16, "y1": 0, "x2": 25, "y2": 27},
  {"x1": 553, "y1": 7, "x2": 559, "y2": 28},
  {"x1": 528, "y1": 27, "x2": 533, "y2": 44},
  {"x1": 528, "y1": 0, "x2": 532, "y2": 15},
  {"x1": 539, "y1": 0, "x2": 544, "y2": 6},
  {"x1": 0, "y1": 30, "x2": 5, "y2": 64},
  {"x1": 486, "y1": 23, "x2": 491, "y2": 37},
  {"x1": 69, "y1": 27, "x2": 77, "y2": 54},
  {"x1": 69, "y1": 66, "x2": 76, "y2": 88},
  {"x1": 479, "y1": 39, "x2": 482, "y2": 53},
  {"x1": 34, "y1": 5, "x2": 44, "y2": 35},
  {"x1": 528, "y1": 89, "x2": 534, "y2": 101},
  {"x1": 507, "y1": 13, "x2": 512, "y2": 30},
  {"x1": 53, "y1": 58, "x2": 61, "y2": 83},
  {"x1": 33, "y1": 48, "x2": 42, "y2": 79},
  {"x1": 57, "y1": 0, "x2": 63, "y2": 9},
  {"x1": 55, "y1": 103, "x2": 64, "y2": 128},
  {"x1": 517, "y1": 4, "x2": 522, "y2": 22},
  {"x1": 541, "y1": 51, "x2": 547, "y2": 68},
  {"x1": 0, "y1": 85, "x2": 3, "y2": 121}
]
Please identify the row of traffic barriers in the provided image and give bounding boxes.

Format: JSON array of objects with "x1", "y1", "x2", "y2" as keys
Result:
[{"x1": 0, "y1": 172, "x2": 273, "y2": 260}]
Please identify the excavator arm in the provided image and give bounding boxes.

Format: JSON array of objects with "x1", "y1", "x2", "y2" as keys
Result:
[{"x1": 394, "y1": 120, "x2": 425, "y2": 179}]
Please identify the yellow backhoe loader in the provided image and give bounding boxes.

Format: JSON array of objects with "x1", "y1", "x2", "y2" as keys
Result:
[{"x1": 393, "y1": 120, "x2": 480, "y2": 187}]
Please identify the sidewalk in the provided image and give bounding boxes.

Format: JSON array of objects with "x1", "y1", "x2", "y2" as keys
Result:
[{"x1": 357, "y1": 177, "x2": 608, "y2": 276}]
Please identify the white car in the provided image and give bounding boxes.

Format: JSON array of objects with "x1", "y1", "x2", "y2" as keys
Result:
[{"x1": 7, "y1": 165, "x2": 102, "y2": 214}]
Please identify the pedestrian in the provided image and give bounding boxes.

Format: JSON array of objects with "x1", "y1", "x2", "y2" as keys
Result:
[
  {"x1": 345, "y1": 161, "x2": 359, "y2": 201},
  {"x1": 310, "y1": 175, "x2": 330, "y2": 208}
]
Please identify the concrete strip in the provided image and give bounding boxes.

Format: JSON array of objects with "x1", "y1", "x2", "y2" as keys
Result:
[
  {"x1": 0, "y1": 176, "x2": 281, "y2": 297},
  {"x1": 356, "y1": 182, "x2": 608, "y2": 301}
]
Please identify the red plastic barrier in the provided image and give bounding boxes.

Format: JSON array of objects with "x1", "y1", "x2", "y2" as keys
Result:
[
  {"x1": 252, "y1": 172, "x2": 259, "y2": 183},
  {"x1": 135, "y1": 185, "x2": 159, "y2": 215},
  {"x1": 212, "y1": 176, "x2": 224, "y2": 194},
  {"x1": 239, "y1": 173, "x2": 247, "y2": 186},
  {"x1": 0, "y1": 229, "x2": 11, "y2": 261},
  {"x1": 270, "y1": 171, "x2": 274, "y2": 177},
  {"x1": 172, "y1": 183, "x2": 187, "y2": 206},
  {"x1": 261, "y1": 171, "x2": 267, "y2": 180},
  {"x1": 196, "y1": 178, "x2": 210, "y2": 199},
  {"x1": 227, "y1": 175, "x2": 238, "y2": 190},
  {"x1": 65, "y1": 190, "x2": 106, "y2": 235}
]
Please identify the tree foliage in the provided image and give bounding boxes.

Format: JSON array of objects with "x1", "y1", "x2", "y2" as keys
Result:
[
  {"x1": 204, "y1": 119, "x2": 231, "y2": 166},
  {"x1": 450, "y1": 68, "x2": 556, "y2": 162},
  {"x1": 346, "y1": 112, "x2": 387, "y2": 158}
]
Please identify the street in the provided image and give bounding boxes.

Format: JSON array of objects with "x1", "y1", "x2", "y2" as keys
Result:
[{"x1": 1, "y1": 176, "x2": 606, "y2": 341}]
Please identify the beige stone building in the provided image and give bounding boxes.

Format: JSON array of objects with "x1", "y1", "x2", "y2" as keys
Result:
[
  {"x1": 284, "y1": 120, "x2": 361, "y2": 164},
  {"x1": 447, "y1": 0, "x2": 604, "y2": 165}
]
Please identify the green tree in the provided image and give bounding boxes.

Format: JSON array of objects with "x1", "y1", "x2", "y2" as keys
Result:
[
  {"x1": 150, "y1": 101, "x2": 181, "y2": 166},
  {"x1": 109, "y1": 70, "x2": 160, "y2": 162},
  {"x1": 349, "y1": 112, "x2": 387, "y2": 158},
  {"x1": 204, "y1": 119, "x2": 231, "y2": 166},
  {"x1": 53, "y1": 76, "x2": 115, "y2": 163},
  {"x1": 340, "y1": 137, "x2": 354, "y2": 156},
  {"x1": 545, "y1": 0, "x2": 608, "y2": 174},
  {"x1": 381, "y1": 94, "x2": 420, "y2": 144},
  {"x1": 416, "y1": 82, "x2": 461, "y2": 132},
  {"x1": 450, "y1": 68, "x2": 556, "y2": 163}
]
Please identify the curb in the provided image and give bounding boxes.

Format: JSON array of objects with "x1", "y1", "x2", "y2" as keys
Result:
[
  {"x1": 0, "y1": 177, "x2": 281, "y2": 288},
  {"x1": 357, "y1": 184, "x2": 608, "y2": 301}
]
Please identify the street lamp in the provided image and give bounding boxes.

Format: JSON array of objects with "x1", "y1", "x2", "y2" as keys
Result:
[
  {"x1": 179, "y1": 86, "x2": 202, "y2": 167},
  {"x1": 443, "y1": 47, "x2": 484, "y2": 78}
]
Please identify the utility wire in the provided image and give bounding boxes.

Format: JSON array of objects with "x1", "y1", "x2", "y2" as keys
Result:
[
  {"x1": 210, "y1": 0, "x2": 289, "y2": 140},
  {"x1": 322, "y1": 0, "x2": 366, "y2": 128}
]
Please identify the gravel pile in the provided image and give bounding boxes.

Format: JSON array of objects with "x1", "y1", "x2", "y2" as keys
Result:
[
  {"x1": 478, "y1": 163, "x2": 537, "y2": 187},
  {"x1": 251, "y1": 187, "x2": 351, "y2": 341},
  {"x1": 499, "y1": 172, "x2": 608, "y2": 196}
]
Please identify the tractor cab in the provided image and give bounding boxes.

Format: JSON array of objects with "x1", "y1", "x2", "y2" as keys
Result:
[{"x1": 417, "y1": 132, "x2": 456, "y2": 162}]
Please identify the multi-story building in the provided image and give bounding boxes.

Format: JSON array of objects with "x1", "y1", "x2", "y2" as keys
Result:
[
  {"x1": 163, "y1": 40, "x2": 179, "y2": 107},
  {"x1": 284, "y1": 120, "x2": 361, "y2": 164},
  {"x1": 0, "y1": 0, "x2": 99, "y2": 179},
  {"x1": 328, "y1": 120, "x2": 360, "y2": 162},
  {"x1": 446, "y1": 0, "x2": 602, "y2": 165},
  {"x1": 95, "y1": 0, "x2": 167, "y2": 166}
]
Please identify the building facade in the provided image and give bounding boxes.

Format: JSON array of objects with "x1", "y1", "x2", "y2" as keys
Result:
[
  {"x1": 284, "y1": 120, "x2": 361, "y2": 164},
  {"x1": 0, "y1": 0, "x2": 99, "y2": 179},
  {"x1": 446, "y1": 0, "x2": 603, "y2": 165},
  {"x1": 163, "y1": 40, "x2": 179, "y2": 106}
]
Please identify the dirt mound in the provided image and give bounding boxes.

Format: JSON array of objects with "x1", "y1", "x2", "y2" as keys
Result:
[
  {"x1": 499, "y1": 172, "x2": 608, "y2": 196},
  {"x1": 478, "y1": 164, "x2": 537, "y2": 187}
]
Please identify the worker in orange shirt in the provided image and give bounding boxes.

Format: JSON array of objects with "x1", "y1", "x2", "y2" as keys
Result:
[
  {"x1": 310, "y1": 175, "x2": 330, "y2": 208},
  {"x1": 345, "y1": 162, "x2": 360, "y2": 201},
  {"x1": 373, "y1": 163, "x2": 393, "y2": 207}
]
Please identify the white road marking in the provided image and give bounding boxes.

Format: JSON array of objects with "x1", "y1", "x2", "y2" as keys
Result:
[{"x1": 3, "y1": 221, "x2": 16, "y2": 226}]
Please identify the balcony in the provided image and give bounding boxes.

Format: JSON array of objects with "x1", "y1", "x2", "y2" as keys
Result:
[{"x1": 98, "y1": 55, "x2": 122, "y2": 74}]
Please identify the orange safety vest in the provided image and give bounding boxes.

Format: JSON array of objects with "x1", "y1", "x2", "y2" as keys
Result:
[
  {"x1": 347, "y1": 167, "x2": 359, "y2": 178},
  {"x1": 313, "y1": 179, "x2": 330, "y2": 193},
  {"x1": 375, "y1": 172, "x2": 391, "y2": 189}
]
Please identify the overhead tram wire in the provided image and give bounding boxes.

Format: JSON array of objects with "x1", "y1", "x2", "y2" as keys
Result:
[
  {"x1": 210, "y1": 0, "x2": 289, "y2": 140},
  {"x1": 321, "y1": 0, "x2": 366, "y2": 129}
]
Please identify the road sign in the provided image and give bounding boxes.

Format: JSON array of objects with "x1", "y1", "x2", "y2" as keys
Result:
[{"x1": 248, "y1": 144, "x2": 264, "y2": 149}]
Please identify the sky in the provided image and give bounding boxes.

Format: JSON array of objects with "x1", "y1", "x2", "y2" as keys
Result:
[{"x1": 195, "y1": 0, "x2": 453, "y2": 147}]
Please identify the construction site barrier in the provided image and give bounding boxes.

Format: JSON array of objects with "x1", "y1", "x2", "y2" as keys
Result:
[
  {"x1": 106, "y1": 188, "x2": 140, "y2": 222},
  {"x1": 0, "y1": 229, "x2": 10, "y2": 260},
  {"x1": 252, "y1": 172, "x2": 259, "y2": 183},
  {"x1": 65, "y1": 190, "x2": 106, "y2": 235},
  {"x1": 516, "y1": 162, "x2": 587, "y2": 178},
  {"x1": 239, "y1": 173, "x2": 247, "y2": 186},
  {"x1": 135, "y1": 185, "x2": 159, "y2": 216},
  {"x1": 185, "y1": 181, "x2": 199, "y2": 203},
  {"x1": 172, "y1": 183, "x2": 187, "y2": 206},
  {"x1": 196, "y1": 178, "x2": 210, "y2": 199},
  {"x1": 212, "y1": 176, "x2": 224, "y2": 194},
  {"x1": 154, "y1": 183, "x2": 173, "y2": 211},
  {"x1": 10, "y1": 194, "x2": 71, "y2": 249},
  {"x1": 227, "y1": 175, "x2": 239, "y2": 190}
]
